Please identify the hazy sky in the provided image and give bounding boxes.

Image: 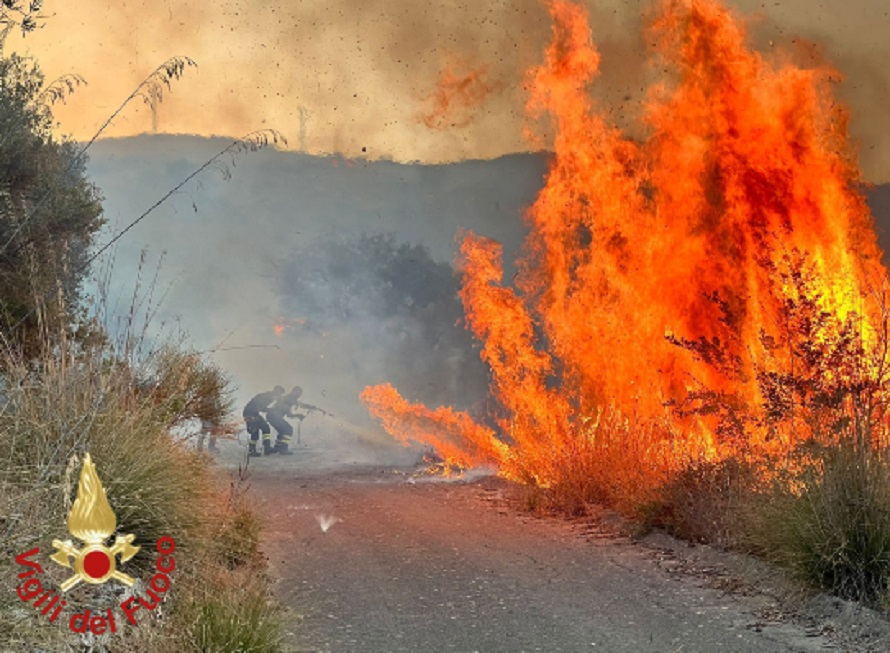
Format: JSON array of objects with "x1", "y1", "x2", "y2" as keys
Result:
[{"x1": 9, "y1": 0, "x2": 890, "y2": 180}]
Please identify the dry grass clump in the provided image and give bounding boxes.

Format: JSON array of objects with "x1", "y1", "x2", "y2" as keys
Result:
[
  {"x1": 740, "y1": 443, "x2": 890, "y2": 607},
  {"x1": 520, "y1": 409, "x2": 681, "y2": 519}
]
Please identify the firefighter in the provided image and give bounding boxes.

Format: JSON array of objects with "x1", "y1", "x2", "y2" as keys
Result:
[
  {"x1": 267, "y1": 385, "x2": 333, "y2": 453},
  {"x1": 196, "y1": 418, "x2": 220, "y2": 454},
  {"x1": 266, "y1": 385, "x2": 305, "y2": 455},
  {"x1": 242, "y1": 386, "x2": 284, "y2": 456}
]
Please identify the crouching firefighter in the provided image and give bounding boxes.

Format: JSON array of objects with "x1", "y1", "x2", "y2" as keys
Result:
[
  {"x1": 266, "y1": 385, "x2": 317, "y2": 454},
  {"x1": 242, "y1": 386, "x2": 284, "y2": 457}
]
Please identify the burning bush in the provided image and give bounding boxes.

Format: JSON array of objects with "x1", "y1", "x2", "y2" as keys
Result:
[
  {"x1": 365, "y1": 0, "x2": 886, "y2": 482},
  {"x1": 362, "y1": 0, "x2": 890, "y2": 603}
]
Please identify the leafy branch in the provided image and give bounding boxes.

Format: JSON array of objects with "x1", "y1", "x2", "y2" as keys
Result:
[
  {"x1": 35, "y1": 73, "x2": 86, "y2": 108},
  {"x1": 0, "y1": 0, "x2": 44, "y2": 42},
  {"x1": 0, "y1": 56, "x2": 197, "y2": 257}
]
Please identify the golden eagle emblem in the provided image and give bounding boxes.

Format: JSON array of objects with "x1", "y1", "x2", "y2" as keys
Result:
[{"x1": 50, "y1": 453, "x2": 140, "y2": 591}]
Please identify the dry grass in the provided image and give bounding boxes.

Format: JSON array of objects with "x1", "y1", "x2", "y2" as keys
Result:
[
  {"x1": 527, "y1": 403, "x2": 890, "y2": 608},
  {"x1": 641, "y1": 456, "x2": 759, "y2": 547},
  {"x1": 0, "y1": 336, "x2": 284, "y2": 652},
  {"x1": 522, "y1": 409, "x2": 680, "y2": 518}
]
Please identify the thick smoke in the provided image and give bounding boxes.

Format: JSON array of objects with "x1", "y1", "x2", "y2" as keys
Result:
[
  {"x1": 277, "y1": 233, "x2": 489, "y2": 412},
  {"x1": 9, "y1": 0, "x2": 890, "y2": 181},
  {"x1": 85, "y1": 135, "x2": 542, "y2": 451},
  {"x1": 78, "y1": 133, "x2": 890, "y2": 465}
]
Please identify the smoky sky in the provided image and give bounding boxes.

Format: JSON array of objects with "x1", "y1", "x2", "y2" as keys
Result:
[
  {"x1": 278, "y1": 233, "x2": 490, "y2": 410},
  {"x1": 8, "y1": 0, "x2": 890, "y2": 182}
]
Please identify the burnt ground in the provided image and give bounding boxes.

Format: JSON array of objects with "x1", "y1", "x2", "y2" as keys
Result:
[{"x1": 211, "y1": 424, "x2": 890, "y2": 653}]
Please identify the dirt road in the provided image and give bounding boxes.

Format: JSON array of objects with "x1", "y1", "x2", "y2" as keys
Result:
[{"x1": 216, "y1": 433, "x2": 890, "y2": 653}]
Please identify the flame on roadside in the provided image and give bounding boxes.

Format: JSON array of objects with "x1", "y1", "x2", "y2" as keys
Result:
[{"x1": 363, "y1": 0, "x2": 888, "y2": 486}]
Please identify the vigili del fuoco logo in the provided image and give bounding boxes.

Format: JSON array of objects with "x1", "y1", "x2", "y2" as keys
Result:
[{"x1": 13, "y1": 453, "x2": 177, "y2": 635}]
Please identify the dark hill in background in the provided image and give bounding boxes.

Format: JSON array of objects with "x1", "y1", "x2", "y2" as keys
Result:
[
  {"x1": 867, "y1": 183, "x2": 890, "y2": 254},
  {"x1": 84, "y1": 135, "x2": 890, "y2": 426}
]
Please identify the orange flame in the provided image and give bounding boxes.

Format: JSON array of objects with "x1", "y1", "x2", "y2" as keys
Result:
[
  {"x1": 363, "y1": 0, "x2": 887, "y2": 485},
  {"x1": 360, "y1": 383, "x2": 508, "y2": 469},
  {"x1": 418, "y1": 60, "x2": 501, "y2": 130},
  {"x1": 273, "y1": 317, "x2": 308, "y2": 337}
]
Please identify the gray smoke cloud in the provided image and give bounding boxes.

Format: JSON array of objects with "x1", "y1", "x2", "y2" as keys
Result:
[
  {"x1": 276, "y1": 233, "x2": 488, "y2": 411},
  {"x1": 85, "y1": 135, "x2": 543, "y2": 456}
]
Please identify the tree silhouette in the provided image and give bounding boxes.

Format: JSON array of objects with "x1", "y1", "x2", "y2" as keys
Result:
[{"x1": 0, "y1": 53, "x2": 104, "y2": 354}]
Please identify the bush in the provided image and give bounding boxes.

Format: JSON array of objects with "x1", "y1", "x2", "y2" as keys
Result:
[
  {"x1": 0, "y1": 336, "x2": 284, "y2": 651},
  {"x1": 648, "y1": 457, "x2": 758, "y2": 547},
  {"x1": 742, "y1": 443, "x2": 890, "y2": 606},
  {"x1": 0, "y1": 52, "x2": 104, "y2": 356},
  {"x1": 0, "y1": 341, "x2": 219, "y2": 552}
]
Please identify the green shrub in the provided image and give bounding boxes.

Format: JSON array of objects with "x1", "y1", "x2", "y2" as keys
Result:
[
  {"x1": 742, "y1": 443, "x2": 890, "y2": 606},
  {"x1": 186, "y1": 572, "x2": 283, "y2": 653}
]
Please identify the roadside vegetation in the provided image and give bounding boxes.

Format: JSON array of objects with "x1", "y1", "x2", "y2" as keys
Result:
[
  {"x1": 521, "y1": 257, "x2": 890, "y2": 611},
  {"x1": 0, "y1": 4, "x2": 285, "y2": 650},
  {"x1": 0, "y1": 331, "x2": 284, "y2": 652}
]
